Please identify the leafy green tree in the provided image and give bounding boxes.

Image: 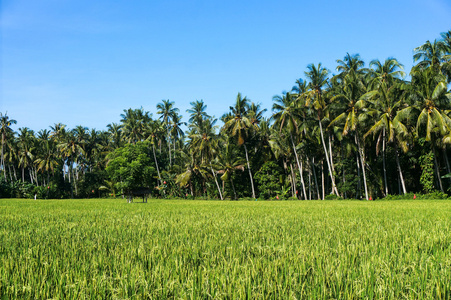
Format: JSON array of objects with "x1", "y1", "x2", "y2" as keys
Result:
[
  {"x1": 254, "y1": 161, "x2": 284, "y2": 199},
  {"x1": 106, "y1": 142, "x2": 156, "y2": 200}
]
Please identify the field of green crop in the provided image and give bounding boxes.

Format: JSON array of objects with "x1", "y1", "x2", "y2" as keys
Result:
[{"x1": 1, "y1": 198, "x2": 451, "y2": 299}]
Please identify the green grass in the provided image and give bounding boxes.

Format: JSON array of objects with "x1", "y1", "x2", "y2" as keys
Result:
[{"x1": 1, "y1": 198, "x2": 451, "y2": 299}]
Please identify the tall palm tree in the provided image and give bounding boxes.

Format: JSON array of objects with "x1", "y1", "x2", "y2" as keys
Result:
[
  {"x1": 120, "y1": 108, "x2": 150, "y2": 144},
  {"x1": 304, "y1": 63, "x2": 339, "y2": 196},
  {"x1": 404, "y1": 68, "x2": 451, "y2": 191},
  {"x1": 335, "y1": 53, "x2": 366, "y2": 80},
  {"x1": 58, "y1": 129, "x2": 85, "y2": 196},
  {"x1": 187, "y1": 100, "x2": 210, "y2": 129},
  {"x1": 272, "y1": 92, "x2": 307, "y2": 199},
  {"x1": 145, "y1": 119, "x2": 165, "y2": 184},
  {"x1": 0, "y1": 113, "x2": 17, "y2": 181},
  {"x1": 363, "y1": 82, "x2": 409, "y2": 195},
  {"x1": 369, "y1": 58, "x2": 406, "y2": 89},
  {"x1": 222, "y1": 93, "x2": 256, "y2": 198},
  {"x1": 439, "y1": 30, "x2": 451, "y2": 82},
  {"x1": 413, "y1": 39, "x2": 449, "y2": 76},
  {"x1": 213, "y1": 142, "x2": 245, "y2": 199},
  {"x1": 16, "y1": 127, "x2": 35, "y2": 183},
  {"x1": 188, "y1": 118, "x2": 223, "y2": 199},
  {"x1": 50, "y1": 123, "x2": 67, "y2": 179},
  {"x1": 329, "y1": 71, "x2": 370, "y2": 200},
  {"x1": 248, "y1": 102, "x2": 267, "y2": 128},
  {"x1": 365, "y1": 58, "x2": 407, "y2": 195},
  {"x1": 35, "y1": 129, "x2": 59, "y2": 185},
  {"x1": 157, "y1": 100, "x2": 179, "y2": 167},
  {"x1": 170, "y1": 112, "x2": 186, "y2": 162},
  {"x1": 107, "y1": 123, "x2": 123, "y2": 150}
]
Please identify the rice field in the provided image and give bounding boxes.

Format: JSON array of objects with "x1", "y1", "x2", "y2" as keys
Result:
[{"x1": 1, "y1": 198, "x2": 451, "y2": 299}]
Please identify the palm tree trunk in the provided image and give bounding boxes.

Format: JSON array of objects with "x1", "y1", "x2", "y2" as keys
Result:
[
  {"x1": 328, "y1": 135, "x2": 336, "y2": 176},
  {"x1": 167, "y1": 132, "x2": 172, "y2": 167},
  {"x1": 230, "y1": 178, "x2": 237, "y2": 200},
  {"x1": 382, "y1": 129, "x2": 389, "y2": 196},
  {"x1": 1, "y1": 135, "x2": 6, "y2": 182},
  {"x1": 311, "y1": 157, "x2": 320, "y2": 200},
  {"x1": 356, "y1": 135, "x2": 369, "y2": 200},
  {"x1": 173, "y1": 138, "x2": 176, "y2": 162},
  {"x1": 290, "y1": 164, "x2": 296, "y2": 198},
  {"x1": 432, "y1": 146, "x2": 444, "y2": 192},
  {"x1": 394, "y1": 143, "x2": 407, "y2": 194},
  {"x1": 321, "y1": 161, "x2": 325, "y2": 200},
  {"x1": 291, "y1": 134, "x2": 307, "y2": 200},
  {"x1": 356, "y1": 151, "x2": 361, "y2": 199},
  {"x1": 29, "y1": 169, "x2": 34, "y2": 185},
  {"x1": 152, "y1": 144, "x2": 162, "y2": 184},
  {"x1": 308, "y1": 165, "x2": 312, "y2": 200},
  {"x1": 211, "y1": 167, "x2": 223, "y2": 200},
  {"x1": 8, "y1": 164, "x2": 13, "y2": 182},
  {"x1": 443, "y1": 148, "x2": 451, "y2": 180},
  {"x1": 318, "y1": 120, "x2": 339, "y2": 195},
  {"x1": 243, "y1": 144, "x2": 256, "y2": 198}
]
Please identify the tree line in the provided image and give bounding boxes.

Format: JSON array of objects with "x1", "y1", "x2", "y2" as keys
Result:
[{"x1": 1, "y1": 30, "x2": 451, "y2": 200}]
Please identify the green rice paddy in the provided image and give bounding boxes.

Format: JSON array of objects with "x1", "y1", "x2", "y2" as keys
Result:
[{"x1": 1, "y1": 199, "x2": 450, "y2": 299}]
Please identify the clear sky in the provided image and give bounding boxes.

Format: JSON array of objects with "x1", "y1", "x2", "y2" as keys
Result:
[{"x1": 1, "y1": 0, "x2": 450, "y2": 132}]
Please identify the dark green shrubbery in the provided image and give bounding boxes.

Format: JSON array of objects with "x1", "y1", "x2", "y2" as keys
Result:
[{"x1": 381, "y1": 192, "x2": 449, "y2": 200}]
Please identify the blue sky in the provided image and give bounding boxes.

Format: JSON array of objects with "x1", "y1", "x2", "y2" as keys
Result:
[{"x1": 1, "y1": 0, "x2": 450, "y2": 132}]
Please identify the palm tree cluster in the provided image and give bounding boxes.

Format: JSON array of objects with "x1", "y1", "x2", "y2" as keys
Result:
[{"x1": 1, "y1": 30, "x2": 451, "y2": 199}]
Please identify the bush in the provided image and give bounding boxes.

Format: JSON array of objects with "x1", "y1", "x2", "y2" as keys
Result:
[
  {"x1": 381, "y1": 192, "x2": 449, "y2": 200},
  {"x1": 324, "y1": 194, "x2": 343, "y2": 201}
]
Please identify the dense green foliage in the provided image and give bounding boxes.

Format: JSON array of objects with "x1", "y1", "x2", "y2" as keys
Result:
[
  {"x1": 1, "y1": 198, "x2": 451, "y2": 299},
  {"x1": 105, "y1": 142, "x2": 156, "y2": 193},
  {"x1": 1, "y1": 30, "x2": 451, "y2": 200}
]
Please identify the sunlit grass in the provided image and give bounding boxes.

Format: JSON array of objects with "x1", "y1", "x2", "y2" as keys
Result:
[{"x1": 1, "y1": 199, "x2": 450, "y2": 299}]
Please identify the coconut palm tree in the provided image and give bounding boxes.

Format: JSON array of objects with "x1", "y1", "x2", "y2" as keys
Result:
[
  {"x1": 213, "y1": 142, "x2": 245, "y2": 199},
  {"x1": 363, "y1": 82, "x2": 409, "y2": 195},
  {"x1": 304, "y1": 63, "x2": 340, "y2": 196},
  {"x1": 329, "y1": 71, "x2": 370, "y2": 200},
  {"x1": 272, "y1": 92, "x2": 307, "y2": 199},
  {"x1": 120, "y1": 108, "x2": 150, "y2": 144},
  {"x1": 35, "y1": 129, "x2": 59, "y2": 185},
  {"x1": 369, "y1": 58, "x2": 406, "y2": 89},
  {"x1": 413, "y1": 39, "x2": 449, "y2": 77},
  {"x1": 157, "y1": 100, "x2": 179, "y2": 167},
  {"x1": 16, "y1": 127, "x2": 35, "y2": 183},
  {"x1": 0, "y1": 113, "x2": 17, "y2": 181},
  {"x1": 145, "y1": 119, "x2": 165, "y2": 185},
  {"x1": 187, "y1": 100, "x2": 210, "y2": 129},
  {"x1": 50, "y1": 123, "x2": 67, "y2": 179},
  {"x1": 170, "y1": 112, "x2": 186, "y2": 162},
  {"x1": 107, "y1": 123, "x2": 123, "y2": 150},
  {"x1": 404, "y1": 68, "x2": 451, "y2": 191},
  {"x1": 188, "y1": 118, "x2": 223, "y2": 199},
  {"x1": 222, "y1": 93, "x2": 256, "y2": 198},
  {"x1": 335, "y1": 53, "x2": 367, "y2": 80}
]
